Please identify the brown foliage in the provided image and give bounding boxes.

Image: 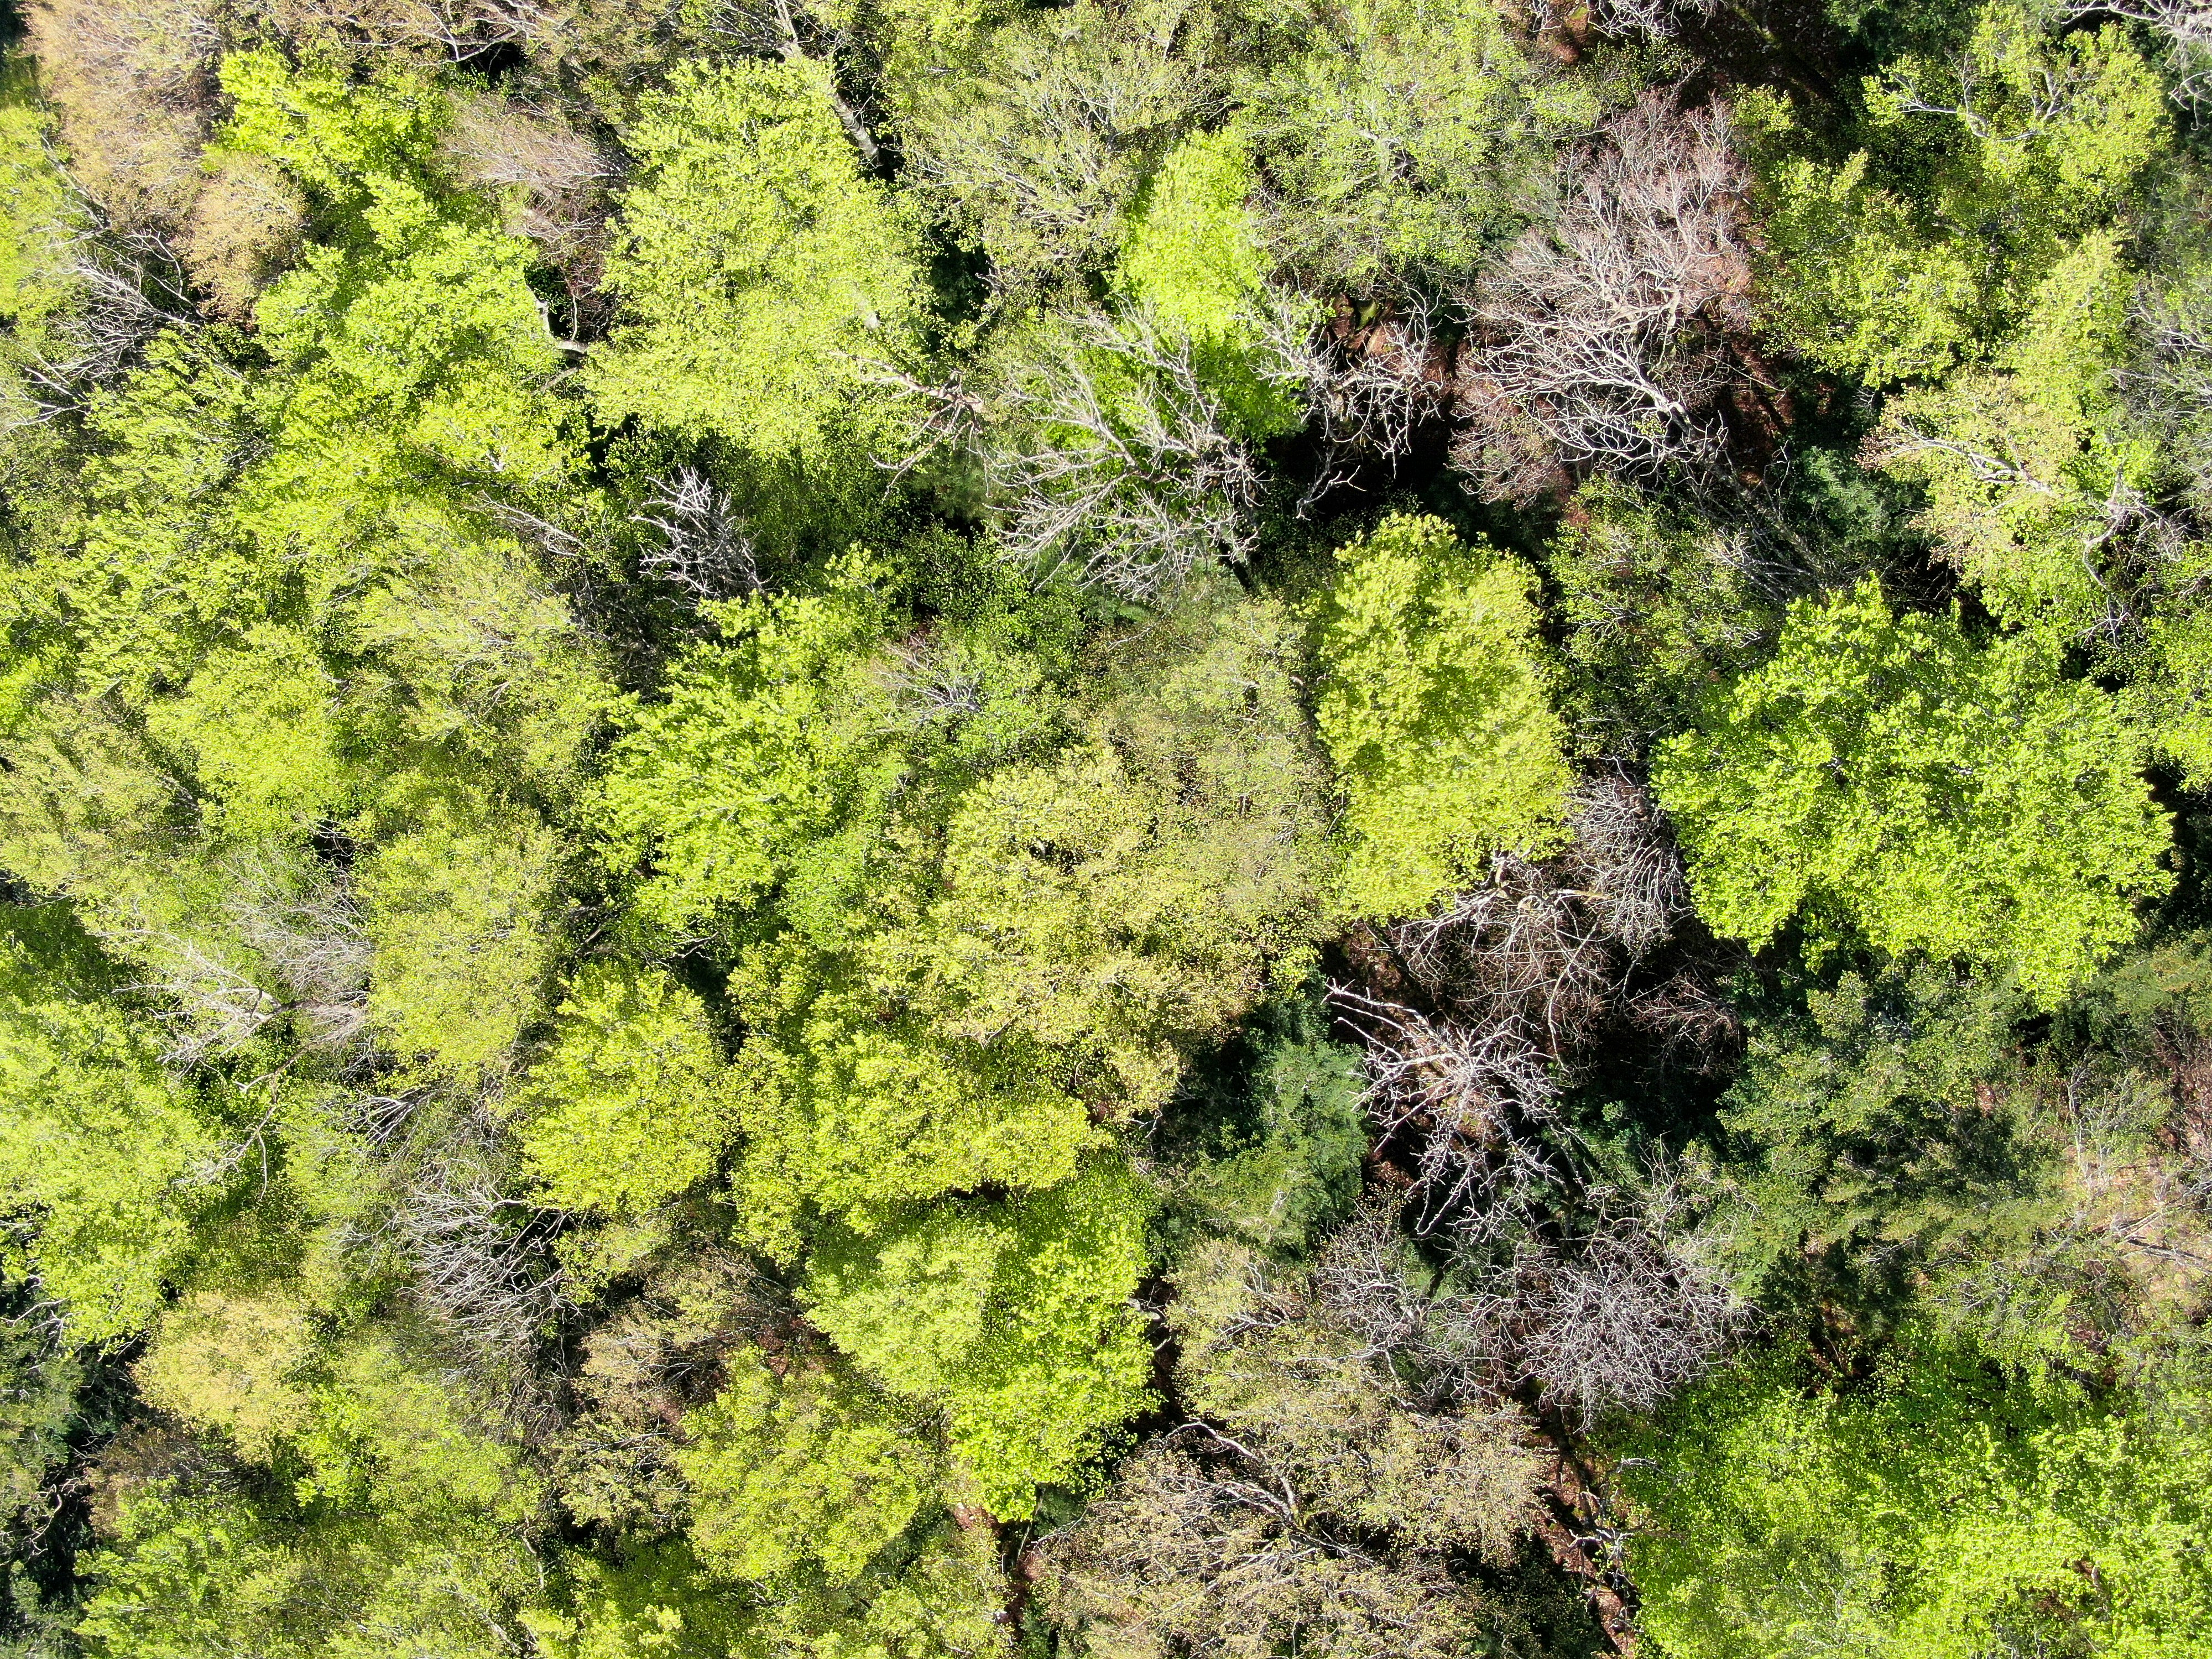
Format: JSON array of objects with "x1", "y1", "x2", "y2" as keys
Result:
[
  {"x1": 1449, "y1": 95, "x2": 1750, "y2": 504},
  {"x1": 24, "y1": 0, "x2": 221, "y2": 234},
  {"x1": 175, "y1": 154, "x2": 309, "y2": 324},
  {"x1": 246, "y1": 0, "x2": 558, "y2": 63}
]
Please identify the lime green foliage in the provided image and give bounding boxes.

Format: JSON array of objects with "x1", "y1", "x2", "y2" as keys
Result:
[
  {"x1": 81, "y1": 1309, "x2": 541, "y2": 1657},
  {"x1": 1114, "y1": 129, "x2": 1304, "y2": 438},
  {"x1": 1749, "y1": 142, "x2": 1978, "y2": 386},
  {"x1": 225, "y1": 52, "x2": 577, "y2": 561},
  {"x1": 1240, "y1": 0, "x2": 1594, "y2": 283},
  {"x1": 1747, "y1": 7, "x2": 2164, "y2": 383},
  {"x1": 1872, "y1": 232, "x2": 2158, "y2": 641},
  {"x1": 722, "y1": 580, "x2": 1328, "y2": 1246},
  {"x1": 0, "y1": 64, "x2": 86, "y2": 329},
  {"x1": 135, "y1": 1290, "x2": 319, "y2": 1459},
  {"x1": 1620, "y1": 1335, "x2": 2212, "y2": 1659},
  {"x1": 1313, "y1": 513, "x2": 1572, "y2": 921},
  {"x1": 1653, "y1": 580, "x2": 2168, "y2": 1003},
  {"x1": 525, "y1": 1526, "x2": 1010, "y2": 1659},
  {"x1": 802, "y1": 1160, "x2": 1156, "y2": 1518},
  {"x1": 1119, "y1": 130, "x2": 1264, "y2": 342},
  {"x1": 11, "y1": 330, "x2": 263, "y2": 709},
  {"x1": 593, "y1": 562, "x2": 912, "y2": 940},
  {"x1": 359, "y1": 803, "x2": 562, "y2": 1077},
  {"x1": 0, "y1": 910, "x2": 223, "y2": 1344},
  {"x1": 593, "y1": 60, "x2": 924, "y2": 457},
  {"x1": 77, "y1": 1485, "x2": 540, "y2": 1659},
  {"x1": 679, "y1": 1351, "x2": 938, "y2": 1582},
  {"x1": 143, "y1": 625, "x2": 346, "y2": 842},
  {"x1": 509, "y1": 963, "x2": 737, "y2": 1214}
]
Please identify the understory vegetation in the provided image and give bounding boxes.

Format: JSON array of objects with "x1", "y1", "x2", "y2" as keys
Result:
[{"x1": 6, "y1": 0, "x2": 2212, "y2": 1653}]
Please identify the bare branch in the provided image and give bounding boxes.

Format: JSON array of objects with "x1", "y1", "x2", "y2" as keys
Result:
[{"x1": 1451, "y1": 95, "x2": 1750, "y2": 503}]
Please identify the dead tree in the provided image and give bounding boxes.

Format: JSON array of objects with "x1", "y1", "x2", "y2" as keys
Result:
[
  {"x1": 987, "y1": 310, "x2": 1262, "y2": 597},
  {"x1": 1450, "y1": 95, "x2": 1750, "y2": 503},
  {"x1": 1427, "y1": 1199, "x2": 1743, "y2": 1427},
  {"x1": 1253, "y1": 295, "x2": 1450, "y2": 513},
  {"x1": 632, "y1": 467, "x2": 760, "y2": 604}
]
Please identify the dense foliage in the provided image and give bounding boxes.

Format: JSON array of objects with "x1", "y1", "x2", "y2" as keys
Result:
[{"x1": 4, "y1": 1, "x2": 2212, "y2": 1656}]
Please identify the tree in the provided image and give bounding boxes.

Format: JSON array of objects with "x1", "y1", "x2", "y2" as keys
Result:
[
  {"x1": 1235, "y1": 0, "x2": 1593, "y2": 286},
  {"x1": 1042, "y1": 1232, "x2": 1551, "y2": 1658},
  {"x1": 0, "y1": 910, "x2": 227, "y2": 1345},
  {"x1": 1618, "y1": 1333, "x2": 2212, "y2": 1659},
  {"x1": 980, "y1": 308, "x2": 1271, "y2": 597},
  {"x1": 1312, "y1": 513, "x2": 1573, "y2": 921},
  {"x1": 358, "y1": 799, "x2": 563, "y2": 1078},
  {"x1": 677, "y1": 1351, "x2": 940, "y2": 1583},
  {"x1": 505, "y1": 963, "x2": 739, "y2": 1215},
  {"x1": 800, "y1": 1159, "x2": 1156, "y2": 1519},
  {"x1": 1451, "y1": 96, "x2": 1750, "y2": 503},
  {"x1": 1746, "y1": 5, "x2": 2166, "y2": 384},
  {"x1": 898, "y1": 0, "x2": 1220, "y2": 295},
  {"x1": 591, "y1": 59, "x2": 924, "y2": 457},
  {"x1": 1653, "y1": 580, "x2": 2169, "y2": 1004},
  {"x1": 1716, "y1": 963, "x2": 2051, "y2": 1323}
]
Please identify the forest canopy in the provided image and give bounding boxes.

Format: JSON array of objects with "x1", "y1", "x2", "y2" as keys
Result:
[{"x1": 4, "y1": 1, "x2": 2212, "y2": 1657}]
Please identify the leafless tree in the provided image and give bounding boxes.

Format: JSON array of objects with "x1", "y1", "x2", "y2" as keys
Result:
[
  {"x1": 1330, "y1": 984, "x2": 1571, "y2": 1236},
  {"x1": 987, "y1": 310, "x2": 1262, "y2": 597},
  {"x1": 226, "y1": 863, "x2": 373, "y2": 1052},
  {"x1": 1254, "y1": 295, "x2": 1450, "y2": 513},
  {"x1": 1450, "y1": 95, "x2": 1751, "y2": 503},
  {"x1": 1556, "y1": 0, "x2": 1720, "y2": 37},
  {"x1": 1043, "y1": 1438, "x2": 1490, "y2": 1659},
  {"x1": 1434, "y1": 1201, "x2": 1743, "y2": 1426},
  {"x1": 264, "y1": 0, "x2": 561, "y2": 64},
  {"x1": 387, "y1": 1140, "x2": 568, "y2": 1424},
  {"x1": 1569, "y1": 773, "x2": 1693, "y2": 961},
  {"x1": 1339, "y1": 1174, "x2": 1743, "y2": 1429},
  {"x1": 123, "y1": 933, "x2": 288, "y2": 1064},
  {"x1": 13, "y1": 233, "x2": 200, "y2": 424},
  {"x1": 632, "y1": 467, "x2": 759, "y2": 603},
  {"x1": 442, "y1": 90, "x2": 618, "y2": 334},
  {"x1": 1308, "y1": 1199, "x2": 1436, "y2": 1359},
  {"x1": 2068, "y1": 2, "x2": 2212, "y2": 111},
  {"x1": 1330, "y1": 779, "x2": 1704, "y2": 1231}
]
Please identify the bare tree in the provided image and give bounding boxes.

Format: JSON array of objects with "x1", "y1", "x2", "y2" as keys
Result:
[
  {"x1": 1254, "y1": 295, "x2": 1450, "y2": 513},
  {"x1": 1332, "y1": 984, "x2": 1571, "y2": 1230},
  {"x1": 259, "y1": 0, "x2": 561, "y2": 64},
  {"x1": 386, "y1": 1138, "x2": 568, "y2": 1426},
  {"x1": 1569, "y1": 773, "x2": 1693, "y2": 961},
  {"x1": 987, "y1": 310, "x2": 1262, "y2": 597},
  {"x1": 1553, "y1": 0, "x2": 1720, "y2": 37},
  {"x1": 1450, "y1": 95, "x2": 1751, "y2": 503},
  {"x1": 632, "y1": 467, "x2": 760, "y2": 603},
  {"x1": 1428, "y1": 1198, "x2": 1743, "y2": 1427},
  {"x1": 441, "y1": 90, "x2": 618, "y2": 335},
  {"x1": 12, "y1": 233, "x2": 200, "y2": 425},
  {"x1": 1329, "y1": 778, "x2": 1704, "y2": 1232},
  {"x1": 2066, "y1": 2, "x2": 2212, "y2": 109}
]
